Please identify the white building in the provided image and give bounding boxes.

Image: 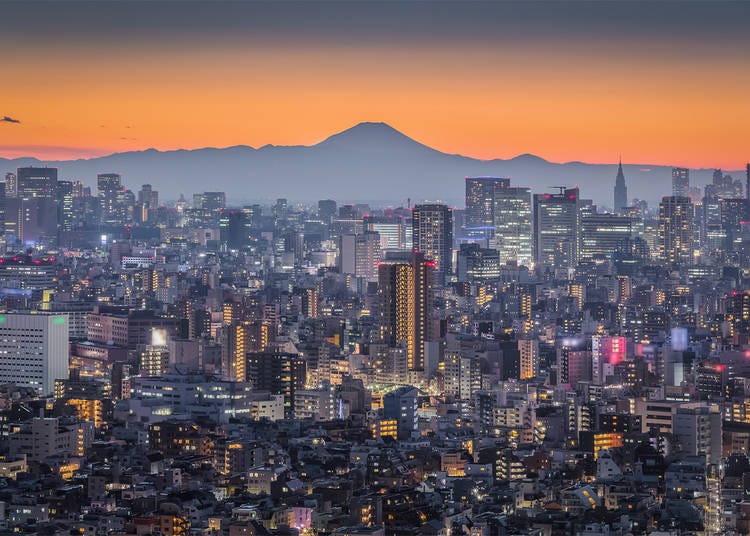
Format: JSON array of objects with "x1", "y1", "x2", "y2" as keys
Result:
[
  {"x1": 0, "y1": 313, "x2": 69, "y2": 395},
  {"x1": 130, "y1": 373, "x2": 284, "y2": 423}
]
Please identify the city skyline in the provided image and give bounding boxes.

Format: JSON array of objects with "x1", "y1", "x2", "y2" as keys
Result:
[{"x1": 1, "y1": 1, "x2": 749, "y2": 167}]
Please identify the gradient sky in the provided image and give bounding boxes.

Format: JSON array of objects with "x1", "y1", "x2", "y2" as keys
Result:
[{"x1": 1, "y1": 1, "x2": 748, "y2": 167}]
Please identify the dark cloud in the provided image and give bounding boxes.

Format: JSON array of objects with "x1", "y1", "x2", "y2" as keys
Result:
[
  {"x1": 0, "y1": 1, "x2": 747, "y2": 49},
  {"x1": 1, "y1": 116, "x2": 20, "y2": 124}
]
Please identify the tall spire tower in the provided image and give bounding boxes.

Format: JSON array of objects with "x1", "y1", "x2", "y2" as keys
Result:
[{"x1": 614, "y1": 158, "x2": 627, "y2": 213}]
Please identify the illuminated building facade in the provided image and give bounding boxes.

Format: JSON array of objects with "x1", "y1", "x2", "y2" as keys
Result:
[
  {"x1": 0, "y1": 313, "x2": 68, "y2": 395},
  {"x1": 412, "y1": 203, "x2": 453, "y2": 278},
  {"x1": 533, "y1": 188, "x2": 581, "y2": 270},
  {"x1": 465, "y1": 177, "x2": 510, "y2": 240},
  {"x1": 658, "y1": 195, "x2": 694, "y2": 266},
  {"x1": 377, "y1": 252, "x2": 435, "y2": 371},
  {"x1": 493, "y1": 185, "x2": 532, "y2": 266}
]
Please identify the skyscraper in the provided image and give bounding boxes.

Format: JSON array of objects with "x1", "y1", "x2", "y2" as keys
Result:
[
  {"x1": 412, "y1": 203, "x2": 453, "y2": 278},
  {"x1": 493, "y1": 185, "x2": 532, "y2": 266},
  {"x1": 613, "y1": 159, "x2": 627, "y2": 212},
  {"x1": 354, "y1": 231, "x2": 382, "y2": 283},
  {"x1": 364, "y1": 215, "x2": 405, "y2": 250},
  {"x1": 672, "y1": 167, "x2": 690, "y2": 197},
  {"x1": 97, "y1": 173, "x2": 133, "y2": 226},
  {"x1": 533, "y1": 188, "x2": 581, "y2": 271},
  {"x1": 57, "y1": 180, "x2": 75, "y2": 234},
  {"x1": 579, "y1": 213, "x2": 633, "y2": 262},
  {"x1": 137, "y1": 184, "x2": 159, "y2": 208},
  {"x1": 720, "y1": 198, "x2": 746, "y2": 251},
  {"x1": 17, "y1": 166, "x2": 57, "y2": 198},
  {"x1": 0, "y1": 313, "x2": 69, "y2": 395},
  {"x1": 4, "y1": 172, "x2": 16, "y2": 198},
  {"x1": 318, "y1": 199, "x2": 337, "y2": 223},
  {"x1": 658, "y1": 196, "x2": 694, "y2": 266},
  {"x1": 465, "y1": 177, "x2": 510, "y2": 240},
  {"x1": 378, "y1": 252, "x2": 434, "y2": 371}
]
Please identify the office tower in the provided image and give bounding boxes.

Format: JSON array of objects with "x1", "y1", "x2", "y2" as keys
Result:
[
  {"x1": 97, "y1": 173, "x2": 122, "y2": 223},
  {"x1": 672, "y1": 167, "x2": 690, "y2": 197},
  {"x1": 0, "y1": 313, "x2": 69, "y2": 395},
  {"x1": 579, "y1": 213, "x2": 633, "y2": 262},
  {"x1": 17, "y1": 166, "x2": 57, "y2": 198},
  {"x1": 613, "y1": 159, "x2": 627, "y2": 212},
  {"x1": 518, "y1": 338, "x2": 539, "y2": 379},
  {"x1": 412, "y1": 203, "x2": 453, "y2": 278},
  {"x1": 721, "y1": 198, "x2": 746, "y2": 251},
  {"x1": 97, "y1": 173, "x2": 134, "y2": 227},
  {"x1": 465, "y1": 177, "x2": 510, "y2": 240},
  {"x1": 533, "y1": 187, "x2": 581, "y2": 270},
  {"x1": 56, "y1": 180, "x2": 74, "y2": 234},
  {"x1": 138, "y1": 184, "x2": 159, "y2": 208},
  {"x1": 658, "y1": 196, "x2": 694, "y2": 266},
  {"x1": 4, "y1": 172, "x2": 16, "y2": 197},
  {"x1": 701, "y1": 191, "x2": 723, "y2": 252},
  {"x1": 245, "y1": 352, "x2": 306, "y2": 419},
  {"x1": 219, "y1": 209, "x2": 251, "y2": 249},
  {"x1": 364, "y1": 215, "x2": 405, "y2": 250},
  {"x1": 274, "y1": 198, "x2": 288, "y2": 219},
  {"x1": 195, "y1": 191, "x2": 226, "y2": 211},
  {"x1": 354, "y1": 231, "x2": 382, "y2": 283},
  {"x1": 5, "y1": 197, "x2": 58, "y2": 245},
  {"x1": 318, "y1": 199, "x2": 337, "y2": 223},
  {"x1": 456, "y1": 243, "x2": 500, "y2": 283},
  {"x1": 746, "y1": 163, "x2": 750, "y2": 202},
  {"x1": 494, "y1": 184, "x2": 532, "y2": 266},
  {"x1": 378, "y1": 252, "x2": 434, "y2": 371}
]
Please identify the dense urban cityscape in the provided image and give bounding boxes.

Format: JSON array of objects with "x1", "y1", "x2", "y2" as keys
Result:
[{"x1": 0, "y1": 161, "x2": 747, "y2": 535}]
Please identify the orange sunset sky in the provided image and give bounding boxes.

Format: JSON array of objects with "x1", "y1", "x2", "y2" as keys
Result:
[{"x1": 1, "y1": 1, "x2": 748, "y2": 168}]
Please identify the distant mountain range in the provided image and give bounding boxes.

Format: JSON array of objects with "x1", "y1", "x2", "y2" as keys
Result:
[{"x1": 0, "y1": 122, "x2": 742, "y2": 207}]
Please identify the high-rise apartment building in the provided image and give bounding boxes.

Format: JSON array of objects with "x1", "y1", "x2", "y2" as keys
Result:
[
  {"x1": 412, "y1": 203, "x2": 453, "y2": 278},
  {"x1": 494, "y1": 185, "x2": 532, "y2": 266},
  {"x1": 245, "y1": 352, "x2": 306, "y2": 419},
  {"x1": 378, "y1": 252, "x2": 434, "y2": 371},
  {"x1": 0, "y1": 313, "x2": 69, "y2": 395},
  {"x1": 518, "y1": 338, "x2": 539, "y2": 379},
  {"x1": 658, "y1": 196, "x2": 694, "y2": 266},
  {"x1": 533, "y1": 188, "x2": 581, "y2": 270},
  {"x1": 672, "y1": 167, "x2": 690, "y2": 198},
  {"x1": 465, "y1": 177, "x2": 510, "y2": 240}
]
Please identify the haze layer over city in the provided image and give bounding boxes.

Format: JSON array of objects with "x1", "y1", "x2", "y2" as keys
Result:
[{"x1": 0, "y1": 2, "x2": 748, "y2": 536}]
